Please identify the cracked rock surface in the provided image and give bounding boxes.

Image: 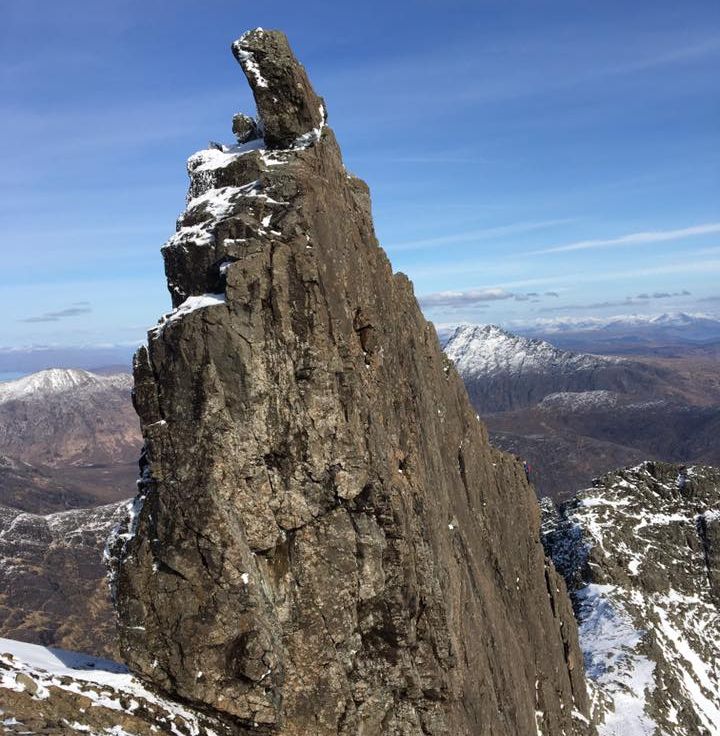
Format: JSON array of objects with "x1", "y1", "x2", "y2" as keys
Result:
[{"x1": 111, "y1": 28, "x2": 595, "y2": 736}]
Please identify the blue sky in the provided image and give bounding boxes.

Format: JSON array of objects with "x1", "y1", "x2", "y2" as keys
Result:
[{"x1": 1, "y1": 0, "x2": 719, "y2": 353}]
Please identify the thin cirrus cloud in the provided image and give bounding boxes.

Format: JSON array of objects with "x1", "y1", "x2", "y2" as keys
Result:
[
  {"x1": 390, "y1": 219, "x2": 575, "y2": 252},
  {"x1": 635, "y1": 290, "x2": 691, "y2": 299},
  {"x1": 528, "y1": 223, "x2": 720, "y2": 255},
  {"x1": 20, "y1": 305, "x2": 92, "y2": 323}
]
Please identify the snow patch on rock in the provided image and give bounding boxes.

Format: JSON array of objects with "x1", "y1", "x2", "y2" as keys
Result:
[{"x1": 0, "y1": 637, "x2": 222, "y2": 735}]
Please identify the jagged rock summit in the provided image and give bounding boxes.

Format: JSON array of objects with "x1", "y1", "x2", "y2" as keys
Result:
[
  {"x1": 112, "y1": 29, "x2": 594, "y2": 735},
  {"x1": 231, "y1": 30, "x2": 325, "y2": 149}
]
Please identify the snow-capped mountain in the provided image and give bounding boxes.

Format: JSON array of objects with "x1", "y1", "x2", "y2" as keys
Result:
[
  {"x1": 542, "y1": 462, "x2": 720, "y2": 735},
  {"x1": 444, "y1": 324, "x2": 669, "y2": 412},
  {"x1": 0, "y1": 368, "x2": 130, "y2": 403},
  {"x1": 0, "y1": 368, "x2": 140, "y2": 468},
  {"x1": 517, "y1": 311, "x2": 720, "y2": 336},
  {"x1": 444, "y1": 324, "x2": 720, "y2": 497},
  {"x1": 445, "y1": 324, "x2": 622, "y2": 377}
]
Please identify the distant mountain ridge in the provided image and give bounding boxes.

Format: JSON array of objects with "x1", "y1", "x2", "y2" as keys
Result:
[
  {"x1": 437, "y1": 313, "x2": 720, "y2": 356},
  {"x1": 445, "y1": 324, "x2": 720, "y2": 498},
  {"x1": 0, "y1": 368, "x2": 140, "y2": 469},
  {"x1": 444, "y1": 324, "x2": 670, "y2": 413},
  {"x1": 516, "y1": 312, "x2": 720, "y2": 354},
  {"x1": 521, "y1": 310, "x2": 720, "y2": 334}
]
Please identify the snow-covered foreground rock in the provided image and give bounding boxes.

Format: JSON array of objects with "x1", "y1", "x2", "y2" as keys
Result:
[
  {"x1": 0, "y1": 637, "x2": 230, "y2": 735},
  {"x1": 542, "y1": 462, "x2": 720, "y2": 735}
]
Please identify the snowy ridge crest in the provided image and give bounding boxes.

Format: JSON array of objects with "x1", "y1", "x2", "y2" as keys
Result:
[{"x1": 445, "y1": 324, "x2": 621, "y2": 379}]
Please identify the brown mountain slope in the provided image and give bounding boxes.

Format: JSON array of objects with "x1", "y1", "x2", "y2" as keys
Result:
[
  {"x1": 487, "y1": 394, "x2": 720, "y2": 498},
  {"x1": 444, "y1": 326, "x2": 720, "y2": 499},
  {"x1": 0, "y1": 501, "x2": 125, "y2": 659}
]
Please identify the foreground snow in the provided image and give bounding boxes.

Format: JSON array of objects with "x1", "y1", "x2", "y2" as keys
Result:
[{"x1": 0, "y1": 637, "x2": 225, "y2": 735}]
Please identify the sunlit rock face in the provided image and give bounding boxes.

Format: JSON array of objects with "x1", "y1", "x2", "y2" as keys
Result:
[
  {"x1": 112, "y1": 28, "x2": 594, "y2": 736},
  {"x1": 543, "y1": 461, "x2": 720, "y2": 735}
]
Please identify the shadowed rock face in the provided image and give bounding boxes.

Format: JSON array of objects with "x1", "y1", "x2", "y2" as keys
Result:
[{"x1": 112, "y1": 29, "x2": 594, "y2": 736}]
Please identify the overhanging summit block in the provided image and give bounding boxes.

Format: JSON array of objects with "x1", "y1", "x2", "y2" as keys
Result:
[{"x1": 113, "y1": 28, "x2": 595, "y2": 736}]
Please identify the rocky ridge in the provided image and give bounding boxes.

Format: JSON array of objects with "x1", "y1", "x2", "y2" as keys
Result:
[
  {"x1": 542, "y1": 462, "x2": 720, "y2": 735},
  {"x1": 110, "y1": 29, "x2": 594, "y2": 736}
]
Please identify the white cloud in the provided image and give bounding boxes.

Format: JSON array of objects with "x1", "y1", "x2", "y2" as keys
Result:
[{"x1": 418, "y1": 288, "x2": 514, "y2": 308}]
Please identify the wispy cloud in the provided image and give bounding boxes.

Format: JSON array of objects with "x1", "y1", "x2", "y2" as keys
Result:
[
  {"x1": 602, "y1": 37, "x2": 720, "y2": 76},
  {"x1": 538, "y1": 289, "x2": 693, "y2": 314},
  {"x1": 20, "y1": 305, "x2": 92, "y2": 323},
  {"x1": 419, "y1": 288, "x2": 513, "y2": 309},
  {"x1": 634, "y1": 290, "x2": 690, "y2": 300},
  {"x1": 419, "y1": 288, "x2": 556, "y2": 310},
  {"x1": 530, "y1": 223, "x2": 720, "y2": 255},
  {"x1": 391, "y1": 218, "x2": 575, "y2": 252}
]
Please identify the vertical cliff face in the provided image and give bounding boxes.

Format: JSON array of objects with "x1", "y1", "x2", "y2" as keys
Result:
[{"x1": 113, "y1": 29, "x2": 594, "y2": 736}]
